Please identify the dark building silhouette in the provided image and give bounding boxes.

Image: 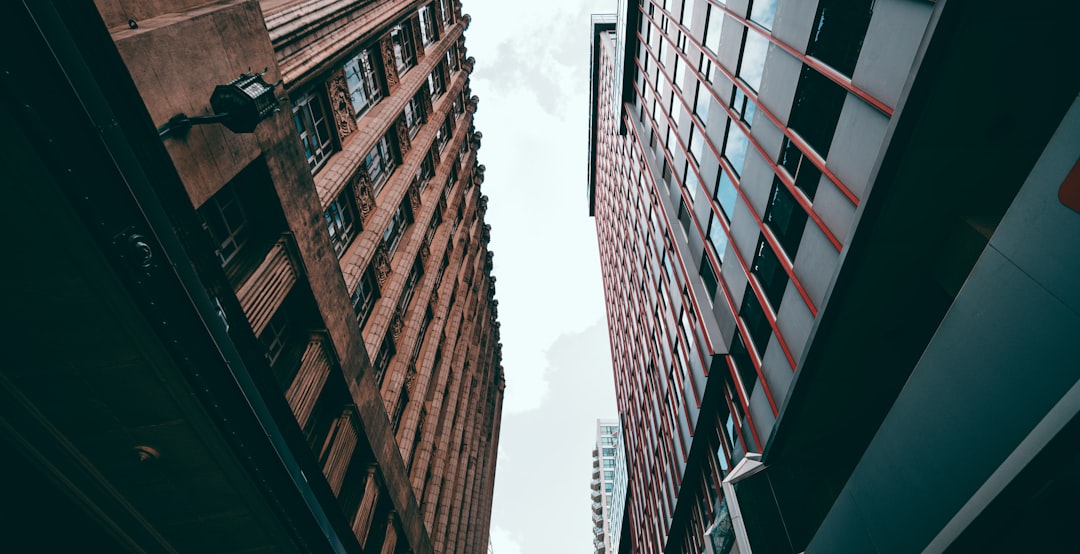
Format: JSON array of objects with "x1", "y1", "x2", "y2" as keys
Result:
[{"x1": 0, "y1": 1, "x2": 503, "y2": 552}]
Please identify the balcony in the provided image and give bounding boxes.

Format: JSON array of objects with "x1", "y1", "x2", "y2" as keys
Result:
[
  {"x1": 592, "y1": 501, "x2": 603, "y2": 515},
  {"x1": 235, "y1": 235, "x2": 301, "y2": 336}
]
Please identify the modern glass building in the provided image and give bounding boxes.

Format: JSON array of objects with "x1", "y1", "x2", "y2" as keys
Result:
[
  {"x1": 0, "y1": 1, "x2": 503, "y2": 553},
  {"x1": 589, "y1": 0, "x2": 1080, "y2": 552},
  {"x1": 591, "y1": 419, "x2": 629, "y2": 553}
]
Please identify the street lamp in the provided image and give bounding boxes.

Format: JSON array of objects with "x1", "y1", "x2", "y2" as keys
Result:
[{"x1": 158, "y1": 70, "x2": 282, "y2": 137}]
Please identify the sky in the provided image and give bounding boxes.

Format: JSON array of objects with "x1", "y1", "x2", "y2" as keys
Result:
[{"x1": 463, "y1": 0, "x2": 621, "y2": 552}]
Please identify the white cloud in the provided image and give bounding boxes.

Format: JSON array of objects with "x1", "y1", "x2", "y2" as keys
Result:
[{"x1": 490, "y1": 525, "x2": 525, "y2": 554}]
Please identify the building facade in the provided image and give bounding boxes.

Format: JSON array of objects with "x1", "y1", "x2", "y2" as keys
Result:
[
  {"x1": 590, "y1": 419, "x2": 628, "y2": 553},
  {"x1": 0, "y1": 1, "x2": 503, "y2": 553},
  {"x1": 589, "y1": 0, "x2": 1080, "y2": 552}
]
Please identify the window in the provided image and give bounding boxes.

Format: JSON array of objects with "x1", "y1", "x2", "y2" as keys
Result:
[
  {"x1": 703, "y1": 5, "x2": 723, "y2": 55},
  {"x1": 415, "y1": 149, "x2": 435, "y2": 191},
  {"x1": 372, "y1": 334, "x2": 395, "y2": 385},
  {"x1": 344, "y1": 47, "x2": 383, "y2": 118},
  {"x1": 688, "y1": 124, "x2": 704, "y2": 163},
  {"x1": 383, "y1": 199, "x2": 413, "y2": 258},
  {"x1": 603, "y1": 447, "x2": 616, "y2": 457},
  {"x1": 324, "y1": 187, "x2": 359, "y2": 256},
  {"x1": 202, "y1": 184, "x2": 249, "y2": 268},
  {"x1": 787, "y1": 64, "x2": 848, "y2": 159},
  {"x1": 404, "y1": 95, "x2": 424, "y2": 137},
  {"x1": 398, "y1": 258, "x2": 423, "y2": 313},
  {"x1": 693, "y1": 81, "x2": 711, "y2": 125},
  {"x1": 778, "y1": 136, "x2": 823, "y2": 200},
  {"x1": 602, "y1": 436, "x2": 616, "y2": 445},
  {"x1": 435, "y1": 116, "x2": 453, "y2": 151},
  {"x1": 806, "y1": 0, "x2": 875, "y2": 77},
  {"x1": 439, "y1": 0, "x2": 452, "y2": 25},
  {"x1": 737, "y1": 29, "x2": 769, "y2": 92},
  {"x1": 604, "y1": 459, "x2": 616, "y2": 468},
  {"x1": 739, "y1": 287, "x2": 771, "y2": 356},
  {"x1": 706, "y1": 212, "x2": 728, "y2": 260},
  {"x1": 749, "y1": 0, "x2": 778, "y2": 31},
  {"x1": 604, "y1": 470, "x2": 615, "y2": 480},
  {"x1": 418, "y1": 4, "x2": 438, "y2": 45},
  {"x1": 391, "y1": 24, "x2": 417, "y2": 75},
  {"x1": 260, "y1": 311, "x2": 289, "y2": 367},
  {"x1": 364, "y1": 134, "x2": 397, "y2": 192},
  {"x1": 751, "y1": 234, "x2": 788, "y2": 310},
  {"x1": 292, "y1": 90, "x2": 334, "y2": 172},
  {"x1": 427, "y1": 64, "x2": 446, "y2": 100},
  {"x1": 352, "y1": 267, "x2": 380, "y2": 330},
  {"x1": 763, "y1": 177, "x2": 808, "y2": 258},
  {"x1": 731, "y1": 86, "x2": 756, "y2": 126},
  {"x1": 729, "y1": 334, "x2": 758, "y2": 397},
  {"x1": 722, "y1": 119, "x2": 749, "y2": 177},
  {"x1": 699, "y1": 252, "x2": 718, "y2": 299},
  {"x1": 445, "y1": 43, "x2": 459, "y2": 72}
]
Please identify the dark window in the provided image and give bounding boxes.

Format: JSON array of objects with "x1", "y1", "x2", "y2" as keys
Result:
[
  {"x1": 699, "y1": 252, "x2": 718, "y2": 300},
  {"x1": 372, "y1": 335, "x2": 395, "y2": 385},
  {"x1": 391, "y1": 387, "x2": 409, "y2": 431},
  {"x1": 202, "y1": 184, "x2": 249, "y2": 268},
  {"x1": 435, "y1": 116, "x2": 452, "y2": 151},
  {"x1": 439, "y1": 0, "x2": 452, "y2": 25},
  {"x1": 352, "y1": 267, "x2": 380, "y2": 330},
  {"x1": 383, "y1": 199, "x2": 413, "y2": 258},
  {"x1": 391, "y1": 23, "x2": 417, "y2": 75},
  {"x1": 751, "y1": 234, "x2": 788, "y2": 310},
  {"x1": 788, "y1": 64, "x2": 848, "y2": 158},
  {"x1": 259, "y1": 310, "x2": 289, "y2": 367},
  {"x1": 324, "y1": 187, "x2": 359, "y2": 256},
  {"x1": 428, "y1": 64, "x2": 446, "y2": 100},
  {"x1": 414, "y1": 149, "x2": 435, "y2": 191},
  {"x1": 729, "y1": 333, "x2": 757, "y2": 397},
  {"x1": 739, "y1": 286, "x2": 772, "y2": 355},
  {"x1": 677, "y1": 199, "x2": 692, "y2": 236},
  {"x1": 344, "y1": 47, "x2": 383, "y2": 118},
  {"x1": 418, "y1": 4, "x2": 438, "y2": 45},
  {"x1": 445, "y1": 44, "x2": 459, "y2": 72},
  {"x1": 778, "y1": 136, "x2": 823, "y2": 200},
  {"x1": 364, "y1": 134, "x2": 397, "y2": 192},
  {"x1": 763, "y1": 177, "x2": 808, "y2": 258},
  {"x1": 806, "y1": 0, "x2": 875, "y2": 77},
  {"x1": 292, "y1": 90, "x2": 334, "y2": 172},
  {"x1": 398, "y1": 258, "x2": 423, "y2": 314},
  {"x1": 404, "y1": 94, "x2": 424, "y2": 137}
]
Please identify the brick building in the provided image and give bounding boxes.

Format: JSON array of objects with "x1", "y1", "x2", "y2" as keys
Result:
[
  {"x1": 589, "y1": 0, "x2": 1079, "y2": 552},
  {"x1": 0, "y1": 1, "x2": 503, "y2": 553}
]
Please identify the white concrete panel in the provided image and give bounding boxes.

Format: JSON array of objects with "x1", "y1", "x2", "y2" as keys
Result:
[
  {"x1": 827, "y1": 94, "x2": 890, "y2": 201},
  {"x1": 755, "y1": 40, "x2": 801, "y2": 125},
  {"x1": 772, "y1": 0, "x2": 818, "y2": 54},
  {"x1": 853, "y1": 0, "x2": 934, "y2": 110},
  {"x1": 793, "y1": 218, "x2": 840, "y2": 308},
  {"x1": 775, "y1": 279, "x2": 815, "y2": 364},
  {"x1": 739, "y1": 145, "x2": 773, "y2": 218},
  {"x1": 812, "y1": 172, "x2": 857, "y2": 244}
]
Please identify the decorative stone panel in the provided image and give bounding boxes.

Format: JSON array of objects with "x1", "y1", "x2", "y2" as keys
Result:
[
  {"x1": 325, "y1": 67, "x2": 356, "y2": 141},
  {"x1": 380, "y1": 34, "x2": 399, "y2": 93}
]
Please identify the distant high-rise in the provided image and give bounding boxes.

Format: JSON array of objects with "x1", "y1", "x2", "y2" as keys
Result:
[
  {"x1": 0, "y1": 1, "x2": 503, "y2": 553},
  {"x1": 589, "y1": 0, "x2": 1080, "y2": 552},
  {"x1": 590, "y1": 419, "x2": 628, "y2": 554}
]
